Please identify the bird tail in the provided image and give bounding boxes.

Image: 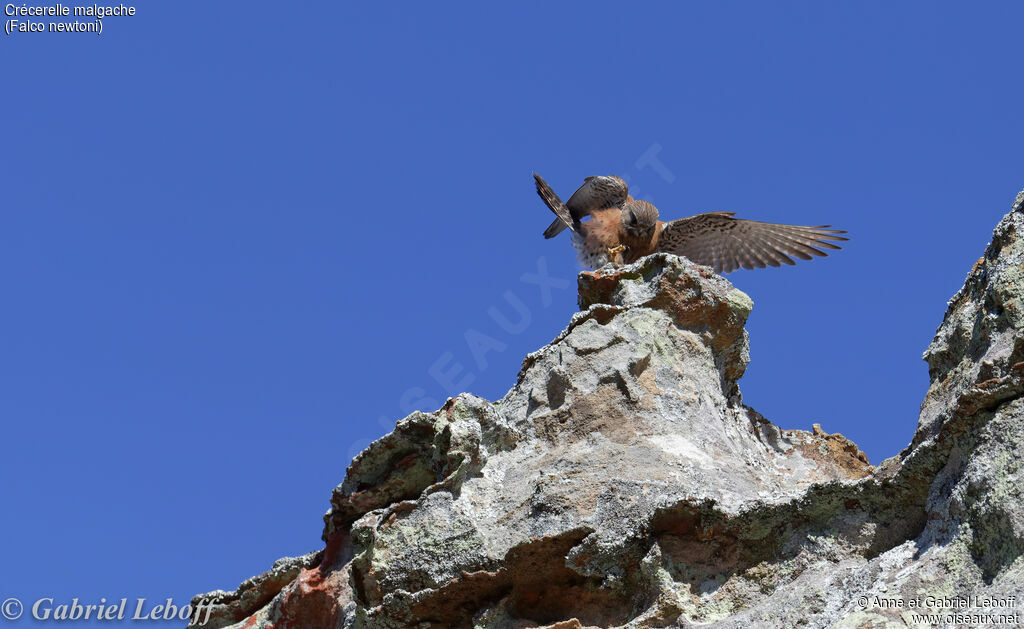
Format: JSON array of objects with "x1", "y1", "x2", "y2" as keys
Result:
[{"x1": 534, "y1": 173, "x2": 575, "y2": 238}]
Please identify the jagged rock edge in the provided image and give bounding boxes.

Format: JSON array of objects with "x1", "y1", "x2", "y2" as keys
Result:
[{"x1": 189, "y1": 190, "x2": 1024, "y2": 628}]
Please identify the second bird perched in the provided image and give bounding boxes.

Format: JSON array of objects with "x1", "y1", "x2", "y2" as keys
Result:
[{"x1": 534, "y1": 173, "x2": 848, "y2": 273}]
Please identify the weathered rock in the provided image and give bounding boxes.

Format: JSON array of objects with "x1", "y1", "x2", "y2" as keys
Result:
[
  {"x1": 191, "y1": 191, "x2": 1024, "y2": 628},
  {"x1": 189, "y1": 552, "x2": 324, "y2": 628}
]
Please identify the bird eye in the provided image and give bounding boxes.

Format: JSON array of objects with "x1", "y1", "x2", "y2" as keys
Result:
[{"x1": 628, "y1": 213, "x2": 637, "y2": 226}]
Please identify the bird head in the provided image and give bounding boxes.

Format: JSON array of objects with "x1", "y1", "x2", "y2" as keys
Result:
[{"x1": 621, "y1": 200, "x2": 659, "y2": 239}]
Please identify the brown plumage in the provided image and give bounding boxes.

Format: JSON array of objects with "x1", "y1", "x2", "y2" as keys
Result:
[
  {"x1": 539, "y1": 174, "x2": 632, "y2": 239},
  {"x1": 534, "y1": 173, "x2": 848, "y2": 273}
]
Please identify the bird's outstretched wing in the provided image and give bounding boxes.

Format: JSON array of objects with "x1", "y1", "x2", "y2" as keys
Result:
[
  {"x1": 538, "y1": 174, "x2": 630, "y2": 239},
  {"x1": 657, "y1": 212, "x2": 849, "y2": 274}
]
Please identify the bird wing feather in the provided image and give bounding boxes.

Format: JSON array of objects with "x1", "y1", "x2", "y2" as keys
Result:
[
  {"x1": 539, "y1": 174, "x2": 630, "y2": 239},
  {"x1": 534, "y1": 173, "x2": 578, "y2": 237},
  {"x1": 656, "y1": 212, "x2": 848, "y2": 274}
]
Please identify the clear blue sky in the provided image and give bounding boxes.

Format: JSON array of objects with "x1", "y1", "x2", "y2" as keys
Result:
[{"x1": 3, "y1": 2, "x2": 1023, "y2": 625}]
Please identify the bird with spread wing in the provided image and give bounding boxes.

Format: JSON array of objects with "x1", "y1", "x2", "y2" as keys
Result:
[{"x1": 534, "y1": 173, "x2": 848, "y2": 273}]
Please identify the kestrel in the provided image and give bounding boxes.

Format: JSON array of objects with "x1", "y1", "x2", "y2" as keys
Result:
[{"x1": 534, "y1": 173, "x2": 848, "y2": 273}]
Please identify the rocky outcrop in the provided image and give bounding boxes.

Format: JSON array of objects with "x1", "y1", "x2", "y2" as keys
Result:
[{"x1": 191, "y1": 191, "x2": 1024, "y2": 628}]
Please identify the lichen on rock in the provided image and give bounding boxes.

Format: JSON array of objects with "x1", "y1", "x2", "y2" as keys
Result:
[{"x1": 190, "y1": 191, "x2": 1024, "y2": 629}]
